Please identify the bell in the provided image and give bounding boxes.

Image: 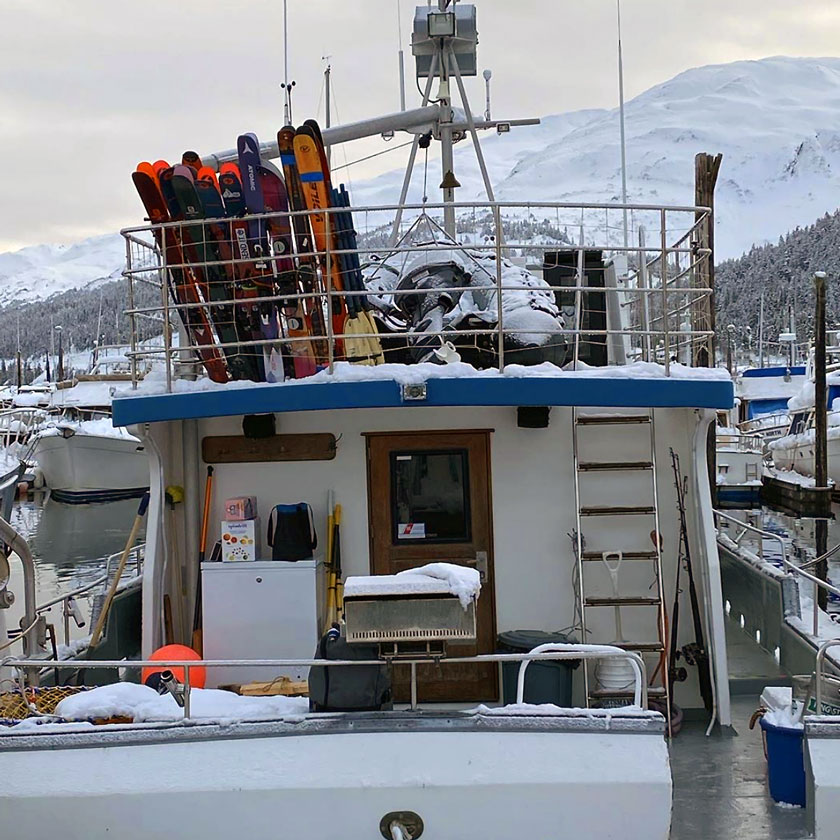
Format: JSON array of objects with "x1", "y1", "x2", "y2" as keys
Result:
[{"x1": 440, "y1": 170, "x2": 461, "y2": 190}]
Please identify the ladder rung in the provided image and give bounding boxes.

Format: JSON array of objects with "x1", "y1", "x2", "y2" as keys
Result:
[
  {"x1": 581, "y1": 551, "x2": 658, "y2": 562},
  {"x1": 580, "y1": 506, "x2": 656, "y2": 516},
  {"x1": 576, "y1": 415, "x2": 651, "y2": 426},
  {"x1": 584, "y1": 596, "x2": 661, "y2": 607},
  {"x1": 590, "y1": 686, "x2": 667, "y2": 699},
  {"x1": 578, "y1": 461, "x2": 653, "y2": 471}
]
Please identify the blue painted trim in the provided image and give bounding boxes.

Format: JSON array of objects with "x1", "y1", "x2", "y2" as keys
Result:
[
  {"x1": 279, "y1": 154, "x2": 296, "y2": 165},
  {"x1": 299, "y1": 171, "x2": 323, "y2": 183},
  {"x1": 742, "y1": 366, "x2": 806, "y2": 378},
  {"x1": 113, "y1": 376, "x2": 734, "y2": 426}
]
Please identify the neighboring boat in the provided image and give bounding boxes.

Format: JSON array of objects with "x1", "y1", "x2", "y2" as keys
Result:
[
  {"x1": 736, "y1": 365, "x2": 807, "y2": 442},
  {"x1": 716, "y1": 410, "x2": 763, "y2": 505},
  {"x1": 29, "y1": 418, "x2": 148, "y2": 503}
]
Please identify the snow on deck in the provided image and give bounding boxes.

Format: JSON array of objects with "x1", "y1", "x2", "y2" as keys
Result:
[
  {"x1": 50, "y1": 682, "x2": 309, "y2": 724},
  {"x1": 119, "y1": 359, "x2": 733, "y2": 399}
]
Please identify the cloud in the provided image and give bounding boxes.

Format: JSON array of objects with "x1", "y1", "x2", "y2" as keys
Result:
[{"x1": 1, "y1": 0, "x2": 839, "y2": 251}]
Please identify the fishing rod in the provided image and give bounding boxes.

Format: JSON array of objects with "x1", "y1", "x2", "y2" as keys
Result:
[{"x1": 670, "y1": 448, "x2": 714, "y2": 713}]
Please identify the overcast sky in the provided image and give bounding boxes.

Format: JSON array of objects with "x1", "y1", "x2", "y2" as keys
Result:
[{"x1": 2, "y1": 0, "x2": 840, "y2": 252}]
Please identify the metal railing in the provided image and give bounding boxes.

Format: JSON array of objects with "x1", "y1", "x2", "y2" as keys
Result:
[
  {"x1": 3, "y1": 644, "x2": 648, "y2": 722},
  {"x1": 714, "y1": 509, "x2": 840, "y2": 637},
  {"x1": 33, "y1": 543, "x2": 145, "y2": 648},
  {"x1": 120, "y1": 200, "x2": 714, "y2": 391},
  {"x1": 816, "y1": 639, "x2": 840, "y2": 714},
  {"x1": 716, "y1": 431, "x2": 765, "y2": 453},
  {"x1": 0, "y1": 408, "x2": 47, "y2": 449},
  {"x1": 738, "y1": 412, "x2": 790, "y2": 441}
]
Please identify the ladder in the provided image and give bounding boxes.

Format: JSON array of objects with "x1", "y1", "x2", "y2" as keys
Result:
[{"x1": 572, "y1": 407, "x2": 671, "y2": 727}]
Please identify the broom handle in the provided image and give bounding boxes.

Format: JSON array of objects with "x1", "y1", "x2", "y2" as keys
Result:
[{"x1": 89, "y1": 492, "x2": 149, "y2": 649}]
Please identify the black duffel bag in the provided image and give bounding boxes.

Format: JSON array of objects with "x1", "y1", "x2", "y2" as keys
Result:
[{"x1": 308, "y1": 627, "x2": 392, "y2": 712}]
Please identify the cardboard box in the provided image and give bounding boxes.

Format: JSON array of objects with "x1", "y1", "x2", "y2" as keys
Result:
[
  {"x1": 224, "y1": 496, "x2": 258, "y2": 521},
  {"x1": 221, "y1": 518, "x2": 261, "y2": 562}
]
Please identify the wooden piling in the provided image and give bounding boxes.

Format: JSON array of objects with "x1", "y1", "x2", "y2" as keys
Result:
[{"x1": 814, "y1": 271, "x2": 829, "y2": 610}]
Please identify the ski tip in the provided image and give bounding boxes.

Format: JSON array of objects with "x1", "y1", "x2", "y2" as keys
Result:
[
  {"x1": 219, "y1": 161, "x2": 241, "y2": 178},
  {"x1": 181, "y1": 150, "x2": 202, "y2": 172}
]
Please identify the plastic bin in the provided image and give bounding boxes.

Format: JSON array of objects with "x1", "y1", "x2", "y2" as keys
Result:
[
  {"x1": 759, "y1": 716, "x2": 806, "y2": 807},
  {"x1": 497, "y1": 630, "x2": 578, "y2": 707}
]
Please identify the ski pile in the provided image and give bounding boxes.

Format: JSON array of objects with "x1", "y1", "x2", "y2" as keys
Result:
[{"x1": 132, "y1": 121, "x2": 383, "y2": 383}]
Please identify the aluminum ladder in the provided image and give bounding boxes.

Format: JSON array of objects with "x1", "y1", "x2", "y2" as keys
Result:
[{"x1": 572, "y1": 407, "x2": 671, "y2": 725}]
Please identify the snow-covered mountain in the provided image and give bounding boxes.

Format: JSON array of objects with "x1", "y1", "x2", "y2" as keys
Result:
[
  {"x1": 354, "y1": 55, "x2": 840, "y2": 259},
  {"x1": 4, "y1": 55, "x2": 840, "y2": 309},
  {"x1": 0, "y1": 233, "x2": 125, "y2": 308}
]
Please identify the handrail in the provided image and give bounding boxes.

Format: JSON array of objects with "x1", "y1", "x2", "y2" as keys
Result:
[
  {"x1": 714, "y1": 509, "x2": 840, "y2": 637},
  {"x1": 815, "y1": 639, "x2": 840, "y2": 713},
  {"x1": 515, "y1": 643, "x2": 647, "y2": 708},
  {"x1": 4, "y1": 645, "x2": 653, "y2": 721},
  {"x1": 0, "y1": 517, "x2": 41, "y2": 661}
]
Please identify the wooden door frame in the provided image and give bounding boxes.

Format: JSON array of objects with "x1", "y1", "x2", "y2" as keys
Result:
[{"x1": 363, "y1": 429, "x2": 498, "y2": 700}]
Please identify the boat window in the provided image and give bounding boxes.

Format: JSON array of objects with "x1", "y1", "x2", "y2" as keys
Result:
[
  {"x1": 790, "y1": 412, "x2": 808, "y2": 435},
  {"x1": 390, "y1": 449, "x2": 471, "y2": 543}
]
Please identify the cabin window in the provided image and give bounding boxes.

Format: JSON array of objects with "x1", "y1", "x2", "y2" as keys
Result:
[
  {"x1": 790, "y1": 412, "x2": 808, "y2": 435},
  {"x1": 389, "y1": 449, "x2": 471, "y2": 543}
]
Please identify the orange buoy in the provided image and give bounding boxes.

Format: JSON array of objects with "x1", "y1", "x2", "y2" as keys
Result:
[{"x1": 142, "y1": 644, "x2": 206, "y2": 689}]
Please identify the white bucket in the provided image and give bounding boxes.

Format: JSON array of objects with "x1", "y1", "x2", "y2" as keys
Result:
[{"x1": 595, "y1": 657, "x2": 637, "y2": 699}]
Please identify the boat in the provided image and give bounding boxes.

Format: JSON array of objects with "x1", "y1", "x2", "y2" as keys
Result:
[
  {"x1": 715, "y1": 411, "x2": 763, "y2": 505},
  {"x1": 1, "y1": 5, "x2": 835, "y2": 838},
  {"x1": 736, "y1": 365, "x2": 807, "y2": 443},
  {"x1": 27, "y1": 353, "x2": 151, "y2": 502}
]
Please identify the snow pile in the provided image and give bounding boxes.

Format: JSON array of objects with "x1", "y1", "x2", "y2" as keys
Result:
[
  {"x1": 346, "y1": 562, "x2": 481, "y2": 609},
  {"x1": 54, "y1": 681, "x2": 309, "y2": 723},
  {"x1": 397, "y1": 562, "x2": 480, "y2": 609},
  {"x1": 37, "y1": 417, "x2": 138, "y2": 441},
  {"x1": 763, "y1": 706, "x2": 804, "y2": 731},
  {"x1": 363, "y1": 244, "x2": 562, "y2": 350}
]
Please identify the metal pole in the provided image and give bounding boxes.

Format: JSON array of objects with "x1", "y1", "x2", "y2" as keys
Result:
[
  {"x1": 617, "y1": 0, "x2": 629, "y2": 251},
  {"x1": 638, "y1": 226, "x2": 651, "y2": 361},
  {"x1": 758, "y1": 289, "x2": 765, "y2": 368},
  {"x1": 439, "y1": 44, "x2": 456, "y2": 239},
  {"x1": 814, "y1": 271, "x2": 829, "y2": 611},
  {"x1": 397, "y1": 0, "x2": 406, "y2": 111},
  {"x1": 324, "y1": 62, "x2": 332, "y2": 168},
  {"x1": 661, "y1": 208, "x2": 670, "y2": 376},
  {"x1": 389, "y1": 52, "x2": 439, "y2": 246}
]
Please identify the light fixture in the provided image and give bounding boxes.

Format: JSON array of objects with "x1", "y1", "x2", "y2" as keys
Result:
[{"x1": 427, "y1": 11, "x2": 456, "y2": 38}]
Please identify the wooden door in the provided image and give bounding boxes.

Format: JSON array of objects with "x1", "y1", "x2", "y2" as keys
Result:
[{"x1": 366, "y1": 430, "x2": 497, "y2": 702}]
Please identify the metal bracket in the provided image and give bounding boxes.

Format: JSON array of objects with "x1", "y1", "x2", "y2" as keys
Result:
[{"x1": 401, "y1": 383, "x2": 427, "y2": 401}]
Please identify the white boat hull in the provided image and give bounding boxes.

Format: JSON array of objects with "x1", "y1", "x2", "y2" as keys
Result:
[
  {"x1": 770, "y1": 436, "x2": 840, "y2": 485},
  {"x1": 0, "y1": 712, "x2": 671, "y2": 840},
  {"x1": 31, "y1": 431, "x2": 148, "y2": 501}
]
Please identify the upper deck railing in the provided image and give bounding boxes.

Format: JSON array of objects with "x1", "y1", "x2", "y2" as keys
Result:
[{"x1": 120, "y1": 200, "x2": 714, "y2": 392}]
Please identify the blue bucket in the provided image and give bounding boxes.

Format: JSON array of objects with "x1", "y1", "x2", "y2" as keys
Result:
[{"x1": 759, "y1": 716, "x2": 806, "y2": 807}]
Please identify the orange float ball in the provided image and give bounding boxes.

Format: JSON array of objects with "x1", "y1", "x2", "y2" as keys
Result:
[{"x1": 142, "y1": 644, "x2": 206, "y2": 688}]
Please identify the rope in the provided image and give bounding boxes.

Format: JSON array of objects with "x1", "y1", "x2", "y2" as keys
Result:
[{"x1": 0, "y1": 615, "x2": 40, "y2": 653}]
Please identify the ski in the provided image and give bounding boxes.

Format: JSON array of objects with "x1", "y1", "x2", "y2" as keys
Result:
[
  {"x1": 277, "y1": 126, "x2": 329, "y2": 366},
  {"x1": 293, "y1": 122, "x2": 347, "y2": 359},
  {"x1": 131, "y1": 166, "x2": 227, "y2": 383},
  {"x1": 259, "y1": 164, "x2": 317, "y2": 378},
  {"x1": 169, "y1": 165, "x2": 254, "y2": 381},
  {"x1": 237, "y1": 134, "x2": 285, "y2": 382}
]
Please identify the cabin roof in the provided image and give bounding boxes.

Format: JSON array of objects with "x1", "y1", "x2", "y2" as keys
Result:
[{"x1": 111, "y1": 362, "x2": 734, "y2": 426}]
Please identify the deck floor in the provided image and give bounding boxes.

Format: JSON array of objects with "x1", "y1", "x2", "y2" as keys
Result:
[{"x1": 670, "y1": 618, "x2": 807, "y2": 839}]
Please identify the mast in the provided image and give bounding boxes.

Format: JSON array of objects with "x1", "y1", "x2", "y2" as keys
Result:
[
  {"x1": 397, "y1": 0, "x2": 406, "y2": 110},
  {"x1": 282, "y1": 0, "x2": 293, "y2": 126},
  {"x1": 617, "y1": 0, "x2": 629, "y2": 250},
  {"x1": 324, "y1": 59, "x2": 332, "y2": 167}
]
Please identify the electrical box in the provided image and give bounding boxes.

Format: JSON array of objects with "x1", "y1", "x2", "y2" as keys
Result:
[{"x1": 201, "y1": 560, "x2": 325, "y2": 688}]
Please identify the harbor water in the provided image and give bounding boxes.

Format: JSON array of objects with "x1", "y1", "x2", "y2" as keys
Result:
[{"x1": 4, "y1": 494, "x2": 139, "y2": 650}]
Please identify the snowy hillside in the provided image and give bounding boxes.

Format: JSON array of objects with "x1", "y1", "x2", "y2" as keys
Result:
[
  {"x1": 353, "y1": 56, "x2": 840, "y2": 259},
  {"x1": 4, "y1": 55, "x2": 840, "y2": 310},
  {"x1": 0, "y1": 233, "x2": 125, "y2": 308}
]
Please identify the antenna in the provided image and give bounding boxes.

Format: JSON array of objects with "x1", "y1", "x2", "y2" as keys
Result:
[
  {"x1": 397, "y1": 1, "x2": 406, "y2": 110},
  {"x1": 281, "y1": 0, "x2": 295, "y2": 126},
  {"x1": 617, "y1": 0, "x2": 629, "y2": 250},
  {"x1": 483, "y1": 69, "x2": 492, "y2": 121},
  {"x1": 323, "y1": 57, "x2": 332, "y2": 166}
]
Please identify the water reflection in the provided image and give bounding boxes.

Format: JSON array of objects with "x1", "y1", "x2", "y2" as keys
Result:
[{"x1": 5, "y1": 494, "x2": 139, "y2": 641}]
